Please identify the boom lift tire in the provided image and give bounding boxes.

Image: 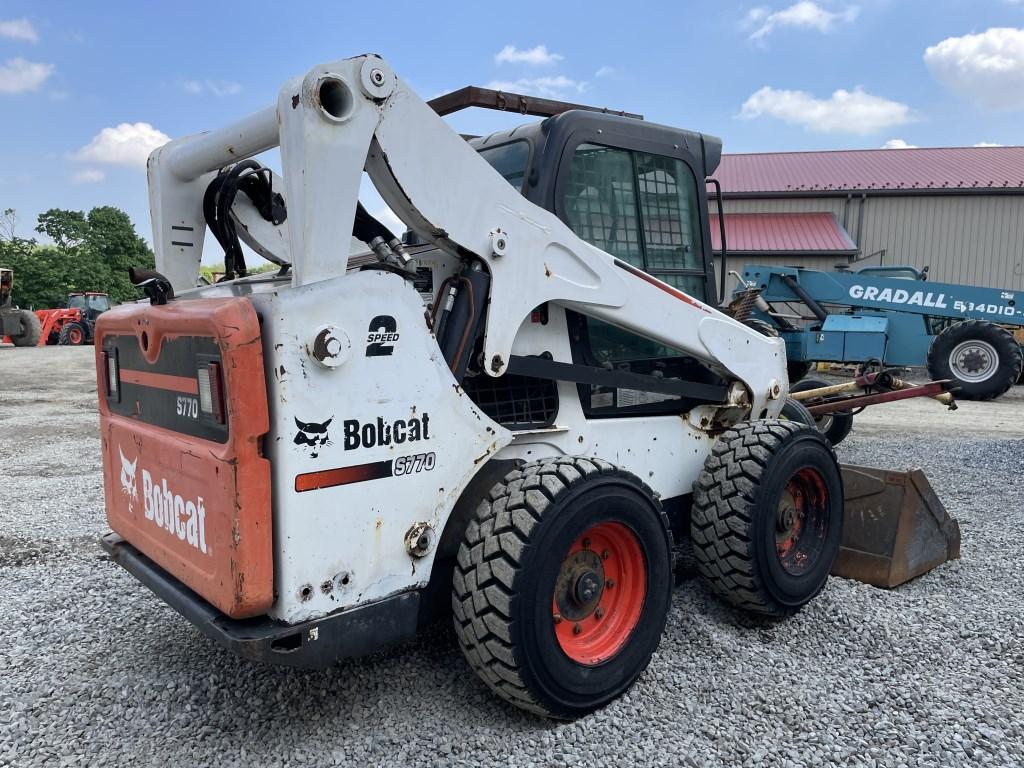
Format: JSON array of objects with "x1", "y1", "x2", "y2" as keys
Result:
[
  {"x1": 9, "y1": 309, "x2": 41, "y2": 347},
  {"x1": 59, "y1": 321, "x2": 87, "y2": 346},
  {"x1": 926, "y1": 320, "x2": 1022, "y2": 401},
  {"x1": 691, "y1": 420, "x2": 843, "y2": 618},
  {"x1": 452, "y1": 457, "x2": 673, "y2": 719},
  {"x1": 790, "y1": 377, "x2": 855, "y2": 447}
]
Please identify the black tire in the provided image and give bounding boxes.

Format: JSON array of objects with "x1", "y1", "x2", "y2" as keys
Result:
[
  {"x1": 9, "y1": 309, "x2": 41, "y2": 347},
  {"x1": 691, "y1": 420, "x2": 844, "y2": 618},
  {"x1": 790, "y1": 377, "x2": 855, "y2": 446},
  {"x1": 779, "y1": 397, "x2": 817, "y2": 428},
  {"x1": 926, "y1": 320, "x2": 1022, "y2": 401},
  {"x1": 452, "y1": 457, "x2": 673, "y2": 719},
  {"x1": 58, "y1": 321, "x2": 87, "y2": 346}
]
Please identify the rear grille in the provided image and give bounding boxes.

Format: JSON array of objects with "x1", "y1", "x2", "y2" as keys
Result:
[{"x1": 463, "y1": 372, "x2": 557, "y2": 429}]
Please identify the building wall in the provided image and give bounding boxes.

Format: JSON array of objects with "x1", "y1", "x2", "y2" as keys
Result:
[{"x1": 721, "y1": 194, "x2": 1024, "y2": 291}]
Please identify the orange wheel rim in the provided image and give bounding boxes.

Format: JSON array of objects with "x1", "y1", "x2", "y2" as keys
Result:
[
  {"x1": 776, "y1": 467, "x2": 830, "y2": 575},
  {"x1": 552, "y1": 522, "x2": 647, "y2": 665},
  {"x1": 69, "y1": 327, "x2": 83, "y2": 343}
]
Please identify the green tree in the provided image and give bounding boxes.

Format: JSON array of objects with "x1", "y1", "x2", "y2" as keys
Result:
[
  {"x1": 0, "y1": 207, "x2": 154, "y2": 307},
  {"x1": 36, "y1": 209, "x2": 89, "y2": 254}
]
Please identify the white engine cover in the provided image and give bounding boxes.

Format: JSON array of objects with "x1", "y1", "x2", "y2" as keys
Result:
[{"x1": 249, "y1": 269, "x2": 510, "y2": 623}]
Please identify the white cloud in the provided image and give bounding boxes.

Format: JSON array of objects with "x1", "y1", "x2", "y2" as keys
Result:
[
  {"x1": 594, "y1": 65, "x2": 616, "y2": 79},
  {"x1": 747, "y1": 2, "x2": 859, "y2": 40},
  {"x1": 494, "y1": 45, "x2": 563, "y2": 66},
  {"x1": 0, "y1": 18, "x2": 38, "y2": 43},
  {"x1": 72, "y1": 169, "x2": 105, "y2": 184},
  {"x1": 739, "y1": 85, "x2": 913, "y2": 134},
  {"x1": 485, "y1": 75, "x2": 584, "y2": 99},
  {"x1": 974, "y1": 141, "x2": 1004, "y2": 147},
  {"x1": 924, "y1": 27, "x2": 1024, "y2": 109},
  {"x1": 0, "y1": 57, "x2": 54, "y2": 93},
  {"x1": 181, "y1": 78, "x2": 242, "y2": 97},
  {"x1": 881, "y1": 138, "x2": 917, "y2": 149},
  {"x1": 74, "y1": 122, "x2": 171, "y2": 168}
]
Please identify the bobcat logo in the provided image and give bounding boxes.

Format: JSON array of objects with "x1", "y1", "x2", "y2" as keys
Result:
[
  {"x1": 293, "y1": 417, "x2": 333, "y2": 459},
  {"x1": 119, "y1": 446, "x2": 138, "y2": 512}
]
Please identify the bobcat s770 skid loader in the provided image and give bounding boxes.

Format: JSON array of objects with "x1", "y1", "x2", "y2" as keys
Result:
[{"x1": 97, "y1": 54, "x2": 959, "y2": 718}]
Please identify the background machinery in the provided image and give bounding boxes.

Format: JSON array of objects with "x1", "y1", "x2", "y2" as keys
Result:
[
  {"x1": 35, "y1": 291, "x2": 112, "y2": 346},
  {"x1": 0, "y1": 267, "x2": 42, "y2": 346},
  {"x1": 95, "y1": 55, "x2": 959, "y2": 718},
  {"x1": 734, "y1": 263, "x2": 1024, "y2": 400}
]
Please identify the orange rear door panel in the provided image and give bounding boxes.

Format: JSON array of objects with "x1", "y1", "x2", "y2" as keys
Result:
[{"x1": 96, "y1": 298, "x2": 272, "y2": 619}]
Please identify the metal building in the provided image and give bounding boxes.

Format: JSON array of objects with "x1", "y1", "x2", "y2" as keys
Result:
[{"x1": 711, "y1": 146, "x2": 1024, "y2": 292}]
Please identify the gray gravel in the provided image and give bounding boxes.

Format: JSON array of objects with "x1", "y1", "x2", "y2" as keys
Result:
[{"x1": 2, "y1": 347, "x2": 1023, "y2": 767}]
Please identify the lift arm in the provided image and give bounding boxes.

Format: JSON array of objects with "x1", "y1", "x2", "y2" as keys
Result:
[{"x1": 147, "y1": 54, "x2": 787, "y2": 418}]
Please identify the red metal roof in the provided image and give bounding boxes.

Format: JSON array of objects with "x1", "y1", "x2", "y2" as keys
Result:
[
  {"x1": 714, "y1": 146, "x2": 1024, "y2": 195},
  {"x1": 710, "y1": 212, "x2": 857, "y2": 254}
]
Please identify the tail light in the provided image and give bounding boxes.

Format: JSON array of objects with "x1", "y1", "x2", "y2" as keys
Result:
[
  {"x1": 197, "y1": 361, "x2": 226, "y2": 423},
  {"x1": 103, "y1": 350, "x2": 120, "y2": 400}
]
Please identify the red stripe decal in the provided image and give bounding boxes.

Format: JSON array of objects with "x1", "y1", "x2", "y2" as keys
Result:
[
  {"x1": 613, "y1": 260, "x2": 712, "y2": 313},
  {"x1": 294, "y1": 460, "x2": 394, "y2": 493},
  {"x1": 120, "y1": 369, "x2": 200, "y2": 395}
]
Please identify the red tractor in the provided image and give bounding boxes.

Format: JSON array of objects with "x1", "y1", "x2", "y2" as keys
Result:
[{"x1": 36, "y1": 292, "x2": 112, "y2": 345}]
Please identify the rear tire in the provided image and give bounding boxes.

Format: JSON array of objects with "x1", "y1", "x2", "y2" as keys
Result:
[
  {"x1": 452, "y1": 457, "x2": 673, "y2": 719},
  {"x1": 787, "y1": 361, "x2": 814, "y2": 385},
  {"x1": 59, "y1": 321, "x2": 87, "y2": 346},
  {"x1": 9, "y1": 310, "x2": 41, "y2": 347},
  {"x1": 790, "y1": 377, "x2": 855, "y2": 446},
  {"x1": 691, "y1": 420, "x2": 843, "y2": 617},
  {"x1": 927, "y1": 320, "x2": 1022, "y2": 401},
  {"x1": 779, "y1": 397, "x2": 816, "y2": 429}
]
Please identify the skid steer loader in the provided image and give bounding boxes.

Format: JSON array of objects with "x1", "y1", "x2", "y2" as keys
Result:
[{"x1": 96, "y1": 54, "x2": 959, "y2": 718}]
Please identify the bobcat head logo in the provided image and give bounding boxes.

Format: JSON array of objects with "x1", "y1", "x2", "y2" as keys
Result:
[
  {"x1": 294, "y1": 417, "x2": 333, "y2": 459},
  {"x1": 119, "y1": 446, "x2": 138, "y2": 511}
]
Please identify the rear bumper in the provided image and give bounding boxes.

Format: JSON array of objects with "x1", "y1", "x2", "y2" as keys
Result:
[{"x1": 100, "y1": 532, "x2": 420, "y2": 668}]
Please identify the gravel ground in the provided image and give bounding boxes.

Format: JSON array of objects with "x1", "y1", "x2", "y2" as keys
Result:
[{"x1": 1, "y1": 347, "x2": 1022, "y2": 767}]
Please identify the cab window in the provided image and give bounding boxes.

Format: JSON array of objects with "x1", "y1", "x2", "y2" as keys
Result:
[
  {"x1": 478, "y1": 140, "x2": 531, "y2": 192},
  {"x1": 562, "y1": 143, "x2": 706, "y2": 300},
  {"x1": 561, "y1": 143, "x2": 715, "y2": 414},
  {"x1": 88, "y1": 294, "x2": 111, "y2": 312}
]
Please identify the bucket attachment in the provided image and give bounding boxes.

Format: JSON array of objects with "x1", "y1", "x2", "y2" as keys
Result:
[{"x1": 833, "y1": 465, "x2": 961, "y2": 588}]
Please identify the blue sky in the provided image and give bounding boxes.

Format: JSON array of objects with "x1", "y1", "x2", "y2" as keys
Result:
[{"x1": 2, "y1": 0, "x2": 1023, "y2": 258}]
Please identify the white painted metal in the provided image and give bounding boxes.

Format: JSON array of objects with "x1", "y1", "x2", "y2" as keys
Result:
[{"x1": 145, "y1": 54, "x2": 789, "y2": 624}]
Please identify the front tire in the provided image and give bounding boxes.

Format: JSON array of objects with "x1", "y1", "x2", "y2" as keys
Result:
[
  {"x1": 691, "y1": 420, "x2": 843, "y2": 617},
  {"x1": 59, "y1": 321, "x2": 87, "y2": 346},
  {"x1": 927, "y1": 320, "x2": 1022, "y2": 401},
  {"x1": 452, "y1": 457, "x2": 673, "y2": 719}
]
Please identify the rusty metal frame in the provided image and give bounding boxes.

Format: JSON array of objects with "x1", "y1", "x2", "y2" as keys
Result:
[
  {"x1": 427, "y1": 86, "x2": 643, "y2": 120},
  {"x1": 805, "y1": 380, "x2": 954, "y2": 415}
]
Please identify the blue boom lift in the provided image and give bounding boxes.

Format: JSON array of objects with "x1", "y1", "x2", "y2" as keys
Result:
[{"x1": 735, "y1": 264, "x2": 1024, "y2": 401}]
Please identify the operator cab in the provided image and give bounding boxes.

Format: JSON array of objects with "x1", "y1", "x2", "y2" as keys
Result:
[{"x1": 420, "y1": 101, "x2": 728, "y2": 427}]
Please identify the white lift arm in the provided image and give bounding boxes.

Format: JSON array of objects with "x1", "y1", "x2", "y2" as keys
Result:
[{"x1": 147, "y1": 54, "x2": 787, "y2": 417}]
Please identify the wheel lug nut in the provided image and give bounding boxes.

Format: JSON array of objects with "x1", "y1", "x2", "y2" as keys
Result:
[
  {"x1": 601, "y1": 549, "x2": 610, "y2": 560},
  {"x1": 595, "y1": 607, "x2": 604, "y2": 620},
  {"x1": 553, "y1": 613, "x2": 562, "y2": 624},
  {"x1": 582, "y1": 538, "x2": 591, "y2": 549},
  {"x1": 573, "y1": 623, "x2": 582, "y2": 635},
  {"x1": 606, "y1": 579, "x2": 615, "y2": 589}
]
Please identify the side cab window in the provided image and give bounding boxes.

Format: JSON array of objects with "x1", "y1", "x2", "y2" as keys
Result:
[{"x1": 559, "y1": 141, "x2": 717, "y2": 416}]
